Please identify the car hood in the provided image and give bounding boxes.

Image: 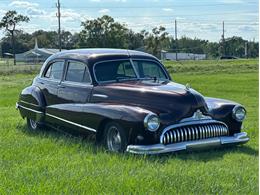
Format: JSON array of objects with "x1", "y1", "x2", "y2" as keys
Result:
[{"x1": 92, "y1": 80, "x2": 209, "y2": 124}]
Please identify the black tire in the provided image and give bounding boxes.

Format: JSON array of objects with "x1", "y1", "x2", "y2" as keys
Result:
[
  {"x1": 26, "y1": 118, "x2": 41, "y2": 131},
  {"x1": 103, "y1": 122, "x2": 127, "y2": 153}
]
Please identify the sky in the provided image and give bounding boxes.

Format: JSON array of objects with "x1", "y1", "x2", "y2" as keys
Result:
[{"x1": 0, "y1": 0, "x2": 258, "y2": 42}]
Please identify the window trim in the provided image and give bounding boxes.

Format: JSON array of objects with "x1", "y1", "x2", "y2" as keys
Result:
[
  {"x1": 93, "y1": 59, "x2": 138, "y2": 84},
  {"x1": 63, "y1": 59, "x2": 93, "y2": 85},
  {"x1": 131, "y1": 58, "x2": 170, "y2": 80},
  {"x1": 41, "y1": 59, "x2": 65, "y2": 82},
  {"x1": 93, "y1": 58, "x2": 170, "y2": 84}
]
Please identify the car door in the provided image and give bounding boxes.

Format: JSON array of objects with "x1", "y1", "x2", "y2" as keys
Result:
[
  {"x1": 37, "y1": 60, "x2": 65, "y2": 106},
  {"x1": 57, "y1": 60, "x2": 93, "y2": 104}
]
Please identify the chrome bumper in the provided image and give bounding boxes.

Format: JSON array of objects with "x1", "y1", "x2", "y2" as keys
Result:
[{"x1": 126, "y1": 132, "x2": 249, "y2": 154}]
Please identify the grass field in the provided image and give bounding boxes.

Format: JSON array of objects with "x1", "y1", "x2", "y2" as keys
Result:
[{"x1": 0, "y1": 59, "x2": 258, "y2": 194}]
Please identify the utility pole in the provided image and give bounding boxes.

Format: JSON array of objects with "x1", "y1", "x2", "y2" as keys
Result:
[
  {"x1": 222, "y1": 21, "x2": 225, "y2": 56},
  {"x1": 244, "y1": 41, "x2": 248, "y2": 58},
  {"x1": 56, "y1": 0, "x2": 61, "y2": 51},
  {"x1": 175, "y1": 19, "x2": 178, "y2": 61}
]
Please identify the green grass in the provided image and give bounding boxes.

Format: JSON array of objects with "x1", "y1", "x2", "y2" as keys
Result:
[{"x1": 0, "y1": 59, "x2": 258, "y2": 194}]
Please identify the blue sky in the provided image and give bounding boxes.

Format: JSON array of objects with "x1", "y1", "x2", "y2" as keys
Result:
[{"x1": 0, "y1": 0, "x2": 258, "y2": 42}]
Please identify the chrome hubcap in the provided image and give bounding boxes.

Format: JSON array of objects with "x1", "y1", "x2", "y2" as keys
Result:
[
  {"x1": 107, "y1": 126, "x2": 122, "y2": 152},
  {"x1": 29, "y1": 119, "x2": 38, "y2": 130}
]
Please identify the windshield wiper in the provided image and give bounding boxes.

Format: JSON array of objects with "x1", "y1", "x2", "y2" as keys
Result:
[
  {"x1": 115, "y1": 77, "x2": 137, "y2": 82},
  {"x1": 139, "y1": 76, "x2": 158, "y2": 82}
]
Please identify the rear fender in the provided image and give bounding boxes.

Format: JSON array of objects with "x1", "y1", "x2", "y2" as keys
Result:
[{"x1": 17, "y1": 85, "x2": 45, "y2": 122}]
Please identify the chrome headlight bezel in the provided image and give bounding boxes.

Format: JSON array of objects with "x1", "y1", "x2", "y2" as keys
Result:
[
  {"x1": 232, "y1": 105, "x2": 246, "y2": 122},
  {"x1": 144, "y1": 113, "x2": 160, "y2": 132}
]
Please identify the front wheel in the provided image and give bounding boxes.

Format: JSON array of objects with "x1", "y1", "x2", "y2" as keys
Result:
[
  {"x1": 104, "y1": 122, "x2": 127, "y2": 153},
  {"x1": 26, "y1": 118, "x2": 41, "y2": 131}
]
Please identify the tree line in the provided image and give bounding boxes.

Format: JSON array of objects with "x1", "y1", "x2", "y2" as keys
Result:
[{"x1": 1, "y1": 13, "x2": 258, "y2": 59}]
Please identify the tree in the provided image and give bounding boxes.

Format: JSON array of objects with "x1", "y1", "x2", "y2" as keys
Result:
[
  {"x1": 143, "y1": 26, "x2": 170, "y2": 57},
  {"x1": 0, "y1": 10, "x2": 29, "y2": 65},
  {"x1": 79, "y1": 15, "x2": 129, "y2": 48}
]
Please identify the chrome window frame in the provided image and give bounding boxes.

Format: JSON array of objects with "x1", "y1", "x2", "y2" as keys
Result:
[
  {"x1": 131, "y1": 58, "x2": 170, "y2": 80},
  {"x1": 62, "y1": 59, "x2": 93, "y2": 86},
  {"x1": 93, "y1": 58, "x2": 171, "y2": 84},
  {"x1": 93, "y1": 59, "x2": 139, "y2": 84},
  {"x1": 40, "y1": 59, "x2": 66, "y2": 83}
]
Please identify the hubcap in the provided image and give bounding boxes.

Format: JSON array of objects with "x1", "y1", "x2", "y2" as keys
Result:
[
  {"x1": 107, "y1": 126, "x2": 122, "y2": 152},
  {"x1": 29, "y1": 119, "x2": 38, "y2": 130}
]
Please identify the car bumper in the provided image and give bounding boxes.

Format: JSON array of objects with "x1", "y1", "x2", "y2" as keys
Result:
[{"x1": 126, "y1": 132, "x2": 249, "y2": 154}]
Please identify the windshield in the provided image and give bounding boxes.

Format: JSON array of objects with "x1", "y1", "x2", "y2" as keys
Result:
[
  {"x1": 132, "y1": 60, "x2": 168, "y2": 80},
  {"x1": 94, "y1": 59, "x2": 168, "y2": 83},
  {"x1": 94, "y1": 60, "x2": 137, "y2": 82}
]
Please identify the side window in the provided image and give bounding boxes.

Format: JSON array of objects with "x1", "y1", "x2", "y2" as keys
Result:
[
  {"x1": 44, "y1": 61, "x2": 64, "y2": 80},
  {"x1": 117, "y1": 61, "x2": 136, "y2": 77},
  {"x1": 65, "y1": 61, "x2": 91, "y2": 83}
]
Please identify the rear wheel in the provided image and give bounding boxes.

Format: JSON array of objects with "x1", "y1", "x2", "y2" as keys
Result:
[
  {"x1": 104, "y1": 122, "x2": 127, "y2": 153},
  {"x1": 27, "y1": 118, "x2": 41, "y2": 131}
]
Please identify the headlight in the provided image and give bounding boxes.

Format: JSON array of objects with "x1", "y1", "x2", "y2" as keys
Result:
[
  {"x1": 232, "y1": 106, "x2": 246, "y2": 122},
  {"x1": 144, "y1": 114, "x2": 160, "y2": 132}
]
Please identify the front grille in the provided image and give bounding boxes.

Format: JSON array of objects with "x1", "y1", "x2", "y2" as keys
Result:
[{"x1": 161, "y1": 122, "x2": 229, "y2": 145}]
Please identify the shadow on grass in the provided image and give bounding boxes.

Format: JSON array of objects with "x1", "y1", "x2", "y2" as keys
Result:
[{"x1": 16, "y1": 121, "x2": 258, "y2": 164}]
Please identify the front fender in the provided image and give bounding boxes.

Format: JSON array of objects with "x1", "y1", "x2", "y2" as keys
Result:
[
  {"x1": 45, "y1": 103, "x2": 157, "y2": 144},
  {"x1": 205, "y1": 97, "x2": 244, "y2": 134}
]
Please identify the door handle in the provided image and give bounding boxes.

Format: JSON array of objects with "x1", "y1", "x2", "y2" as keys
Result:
[{"x1": 58, "y1": 85, "x2": 66, "y2": 88}]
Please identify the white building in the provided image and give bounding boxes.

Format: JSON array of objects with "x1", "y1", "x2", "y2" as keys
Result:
[
  {"x1": 161, "y1": 50, "x2": 206, "y2": 60},
  {"x1": 15, "y1": 39, "x2": 61, "y2": 63}
]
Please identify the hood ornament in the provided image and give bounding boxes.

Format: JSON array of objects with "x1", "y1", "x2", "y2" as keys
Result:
[
  {"x1": 180, "y1": 109, "x2": 212, "y2": 122},
  {"x1": 185, "y1": 83, "x2": 191, "y2": 91},
  {"x1": 194, "y1": 109, "x2": 203, "y2": 120}
]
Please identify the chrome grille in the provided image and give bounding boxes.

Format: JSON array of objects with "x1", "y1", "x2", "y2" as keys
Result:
[{"x1": 161, "y1": 122, "x2": 229, "y2": 145}]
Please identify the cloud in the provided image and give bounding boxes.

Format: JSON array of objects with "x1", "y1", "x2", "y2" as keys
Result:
[
  {"x1": 9, "y1": 1, "x2": 39, "y2": 8},
  {"x1": 98, "y1": 9, "x2": 110, "y2": 14},
  {"x1": 26, "y1": 7, "x2": 46, "y2": 16},
  {"x1": 162, "y1": 8, "x2": 173, "y2": 12}
]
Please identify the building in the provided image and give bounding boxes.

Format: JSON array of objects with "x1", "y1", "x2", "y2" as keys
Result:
[
  {"x1": 161, "y1": 50, "x2": 206, "y2": 61},
  {"x1": 15, "y1": 39, "x2": 61, "y2": 63}
]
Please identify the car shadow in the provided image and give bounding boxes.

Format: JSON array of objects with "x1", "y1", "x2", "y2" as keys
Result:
[
  {"x1": 16, "y1": 122, "x2": 258, "y2": 163},
  {"x1": 138, "y1": 145, "x2": 258, "y2": 164}
]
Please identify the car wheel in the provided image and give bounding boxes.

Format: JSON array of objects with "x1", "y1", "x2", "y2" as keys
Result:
[
  {"x1": 27, "y1": 118, "x2": 41, "y2": 131},
  {"x1": 104, "y1": 122, "x2": 127, "y2": 153}
]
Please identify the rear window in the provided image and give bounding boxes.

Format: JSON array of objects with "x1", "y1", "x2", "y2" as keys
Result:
[
  {"x1": 44, "y1": 61, "x2": 64, "y2": 80},
  {"x1": 94, "y1": 60, "x2": 137, "y2": 82}
]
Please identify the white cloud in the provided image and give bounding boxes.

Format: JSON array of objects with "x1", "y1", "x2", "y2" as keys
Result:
[
  {"x1": 98, "y1": 9, "x2": 110, "y2": 14},
  {"x1": 162, "y1": 8, "x2": 173, "y2": 12},
  {"x1": 9, "y1": 1, "x2": 39, "y2": 8},
  {"x1": 26, "y1": 7, "x2": 46, "y2": 16}
]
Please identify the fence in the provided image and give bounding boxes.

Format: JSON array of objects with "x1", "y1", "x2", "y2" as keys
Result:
[{"x1": 0, "y1": 58, "x2": 42, "y2": 75}]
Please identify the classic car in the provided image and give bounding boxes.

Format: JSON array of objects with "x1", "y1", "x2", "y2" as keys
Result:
[{"x1": 16, "y1": 49, "x2": 249, "y2": 154}]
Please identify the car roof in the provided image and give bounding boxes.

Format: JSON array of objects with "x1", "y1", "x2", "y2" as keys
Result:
[{"x1": 49, "y1": 48, "x2": 156, "y2": 61}]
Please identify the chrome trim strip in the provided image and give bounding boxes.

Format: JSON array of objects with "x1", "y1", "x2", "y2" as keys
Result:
[
  {"x1": 46, "y1": 113, "x2": 97, "y2": 132},
  {"x1": 17, "y1": 104, "x2": 43, "y2": 114},
  {"x1": 127, "y1": 132, "x2": 249, "y2": 154},
  {"x1": 92, "y1": 94, "x2": 108, "y2": 98},
  {"x1": 20, "y1": 100, "x2": 39, "y2": 107}
]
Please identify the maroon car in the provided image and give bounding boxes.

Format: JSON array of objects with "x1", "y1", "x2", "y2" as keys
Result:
[{"x1": 16, "y1": 49, "x2": 249, "y2": 154}]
